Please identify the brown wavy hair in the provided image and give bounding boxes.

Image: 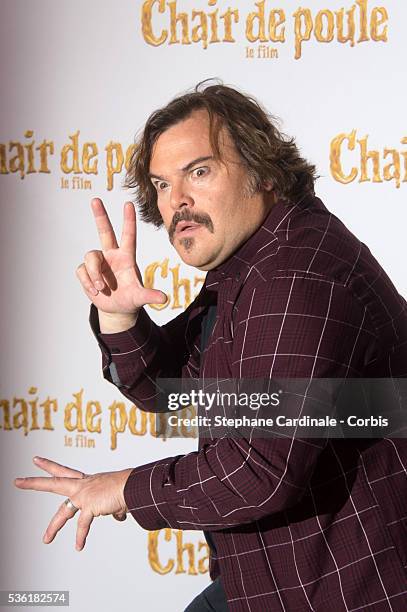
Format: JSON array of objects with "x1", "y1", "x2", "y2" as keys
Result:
[{"x1": 124, "y1": 80, "x2": 318, "y2": 227}]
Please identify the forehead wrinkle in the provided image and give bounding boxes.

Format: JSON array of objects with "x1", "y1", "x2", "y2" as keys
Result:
[
  {"x1": 149, "y1": 112, "x2": 242, "y2": 180},
  {"x1": 148, "y1": 156, "x2": 214, "y2": 182}
]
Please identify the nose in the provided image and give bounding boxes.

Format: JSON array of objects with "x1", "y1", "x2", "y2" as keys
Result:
[{"x1": 169, "y1": 178, "x2": 194, "y2": 211}]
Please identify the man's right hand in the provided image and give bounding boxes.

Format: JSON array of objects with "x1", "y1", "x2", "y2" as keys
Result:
[{"x1": 76, "y1": 198, "x2": 167, "y2": 333}]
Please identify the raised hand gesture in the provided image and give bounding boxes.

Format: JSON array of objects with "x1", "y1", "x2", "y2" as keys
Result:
[
  {"x1": 14, "y1": 457, "x2": 133, "y2": 551},
  {"x1": 76, "y1": 198, "x2": 166, "y2": 331}
]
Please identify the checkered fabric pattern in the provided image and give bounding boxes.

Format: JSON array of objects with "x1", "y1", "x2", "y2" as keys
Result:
[{"x1": 91, "y1": 195, "x2": 407, "y2": 611}]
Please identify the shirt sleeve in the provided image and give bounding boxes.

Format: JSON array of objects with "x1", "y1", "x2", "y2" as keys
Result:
[
  {"x1": 123, "y1": 274, "x2": 378, "y2": 531},
  {"x1": 89, "y1": 299, "x2": 201, "y2": 412}
]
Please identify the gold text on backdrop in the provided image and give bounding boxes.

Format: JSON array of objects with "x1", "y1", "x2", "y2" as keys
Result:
[
  {"x1": 141, "y1": 0, "x2": 388, "y2": 59},
  {"x1": 330, "y1": 131, "x2": 407, "y2": 188},
  {"x1": 148, "y1": 529, "x2": 209, "y2": 575}
]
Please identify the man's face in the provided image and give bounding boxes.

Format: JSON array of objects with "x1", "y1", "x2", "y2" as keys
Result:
[{"x1": 149, "y1": 110, "x2": 274, "y2": 271}]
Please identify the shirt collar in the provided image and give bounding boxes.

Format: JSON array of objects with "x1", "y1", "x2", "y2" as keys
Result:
[{"x1": 203, "y1": 195, "x2": 313, "y2": 293}]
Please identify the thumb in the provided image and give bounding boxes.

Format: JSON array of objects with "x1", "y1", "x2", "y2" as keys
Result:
[{"x1": 140, "y1": 288, "x2": 168, "y2": 306}]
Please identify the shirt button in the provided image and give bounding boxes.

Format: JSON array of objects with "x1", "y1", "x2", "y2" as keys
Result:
[{"x1": 235, "y1": 273, "x2": 241, "y2": 281}]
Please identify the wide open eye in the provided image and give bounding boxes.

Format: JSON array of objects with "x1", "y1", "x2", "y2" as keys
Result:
[
  {"x1": 153, "y1": 180, "x2": 169, "y2": 192},
  {"x1": 191, "y1": 167, "x2": 209, "y2": 179}
]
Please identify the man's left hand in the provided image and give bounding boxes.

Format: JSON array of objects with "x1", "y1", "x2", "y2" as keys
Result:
[{"x1": 14, "y1": 457, "x2": 133, "y2": 551}]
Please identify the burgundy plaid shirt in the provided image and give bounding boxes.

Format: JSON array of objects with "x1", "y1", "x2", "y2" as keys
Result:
[{"x1": 91, "y1": 195, "x2": 407, "y2": 611}]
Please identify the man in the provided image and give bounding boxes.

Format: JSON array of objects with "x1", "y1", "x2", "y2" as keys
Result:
[{"x1": 15, "y1": 83, "x2": 407, "y2": 611}]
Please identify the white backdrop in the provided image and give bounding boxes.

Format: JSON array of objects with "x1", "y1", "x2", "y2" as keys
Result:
[{"x1": 1, "y1": 1, "x2": 405, "y2": 611}]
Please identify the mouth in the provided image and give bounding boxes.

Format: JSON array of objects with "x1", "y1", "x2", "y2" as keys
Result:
[{"x1": 175, "y1": 221, "x2": 203, "y2": 235}]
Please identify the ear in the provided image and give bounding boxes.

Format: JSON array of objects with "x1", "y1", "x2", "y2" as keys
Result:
[{"x1": 263, "y1": 181, "x2": 273, "y2": 192}]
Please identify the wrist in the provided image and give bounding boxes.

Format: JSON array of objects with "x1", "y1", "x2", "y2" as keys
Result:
[
  {"x1": 98, "y1": 310, "x2": 140, "y2": 333},
  {"x1": 122, "y1": 468, "x2": 134, "y2": 513}
]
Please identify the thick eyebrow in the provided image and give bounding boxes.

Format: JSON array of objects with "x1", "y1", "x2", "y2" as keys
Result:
[{"x1": 149, "y1": 156, "x2": 214, "y2": 181}]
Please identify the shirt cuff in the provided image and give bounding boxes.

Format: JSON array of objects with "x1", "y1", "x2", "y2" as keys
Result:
[
  {"x1": 89, "y1": 303, "x2": 154, "y2": 355},
  {"x1": 123, "y1": 457, "x2": 183, "y2": 531}
]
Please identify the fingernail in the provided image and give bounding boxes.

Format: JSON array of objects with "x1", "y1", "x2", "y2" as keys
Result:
[
  {"x1": 76, "y1": 544, "x2": 82, "y2": 551},
  {"x1": 33, "y1": 456, "x2": 41, "y2": 462},
  {"x1": 90, "y1": 287, "x2": 98, "y2": 296},
  {"x1": 95, "y1": 281, "x2": 104, "y2": 290},
  {"x1": 14, "y1": 478, "x2": 24, "y2": 484}
]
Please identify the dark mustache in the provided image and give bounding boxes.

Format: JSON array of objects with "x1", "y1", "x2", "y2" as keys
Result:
[{"x1": 169, "y1": 210, "x2": 214, "y2": 242}]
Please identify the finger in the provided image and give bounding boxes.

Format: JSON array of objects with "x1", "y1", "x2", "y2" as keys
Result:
[
  {"x1": 76, "y1": 263, "x2": 99, "y2": 297},
  {"x1": 139, "y1": 287, "x2": 169, "y2": 306},
  {"x1": 96, "y1": 259, "x2": 118, "y2": 293},
  {"x1": 76, "y1": 510, "x2": 94, "y2": 551},
  {"x1": 14, "y1": 475, "x2": 76, "y2": 496},
  {"x1": 91, "y1": 198, "x2": 119, "y2": 251},
  {"x1": 119, "y1": 202, "x2": 137, "y2": 256},
  {"x1": 43, "y1": 499, "x2": 79, "y2": 544},
  {"x1": 31, "y1": 456, "x2": 88, "y2": 479},
  {"x1": 84, "y1": 250, "x2": 107, "y2": 291}
]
